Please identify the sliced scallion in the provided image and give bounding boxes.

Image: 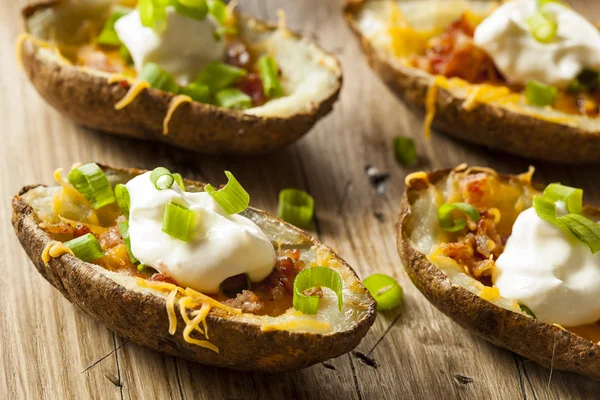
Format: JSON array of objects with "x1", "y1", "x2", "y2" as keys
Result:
[
  {"x1": 533, "y1": 196, "x2": 560, "y2": 225},
  {"x1": 524, "y1": 80, "x2": 557, "y2": 106},
  {"x1": 67, "y1": 163, "x2": 115, "y2": 209},
  {"x1": 162, "y1": 201, "x2": 194, "y2": 241},
  {"x1": 205, "y1": 171, "x2": 250, "y2": 215},
  {"x1": 519, "y1": 304, "x2": 536, "y2": 318},
  {"x1": 138, "y1": 0, "x2": 169, "y2": 31},
  {"x1": 150, "y1": 167, "x2": 175, "y2": 190},
  {"x1": 278, "y1": 189, "x2": 314, "y2": 229},
  {"x1": 172, "y1": 173, "x2": 185, "y2": 191},
  {"x1": 64, "y1": 233, "x2": 104, "y2": 262},
  {"x1": 362, "y1": 274, "x2": 403, "y2": 311},
  {"x1": 193, "y1": 62, "x2": 246, "y2": 93},
  {"x1": 97, "y1": 6, "x2": 132, "y2": 46},
  {"x1": 557, "y1": 213, "x2": 600, "y2": 253},
  {"x1": 215, "y1": 88, "x2": 252, "y2": 110},
  {"x1": 393, "y1": 136, "x2": 417, "y2": 166},
  {"x1": 219, "y1": 273, "x2": 251, "y2": 298},
  {"x1": 173, "y1": 0, "x2": 208, "y2": 20},
  {"x1": 438, "y1": 203, "x2": 480, "y2": 232},
  {"x1": 543, "y1": 183, "x2": 582, "y2": 214},
  {"x1": 118, "y1": 220, "x2": 138, "y2": 263},
  {"x1": 207, "y1": 0, "x2": 227, "y2": 24},
  {"x1": 114, "y1": 184, "x2": 131, "y2": 218},
  {"x1": 258, "y1": 56, "x2": 283, "y2": 98},
  {"x1": 526, "y1": 11, "x2": 557, "y2": 43},
  {"x1": 292, "y1": 267, "x2": 343, "y2": 314},
  {"x1": 180, "y1": 83, "x2": 211, "y2": 103},
  {"x1": 139, "y1": 63, "x2": 179, "y2": 94}
]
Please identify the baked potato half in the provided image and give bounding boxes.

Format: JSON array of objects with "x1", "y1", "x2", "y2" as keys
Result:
[
  {"x1": 19, "y1": 0, "x2": 342, "y2": 154},
  {"x1": 398, "y1": 165, "x2": 600, "y2": 379},
  {"x1": 345, "y1": 0, "x2": 600, "y2": 164},
  {"x1": 12, "y1": 165, "x2": 375, "y2": 372}
]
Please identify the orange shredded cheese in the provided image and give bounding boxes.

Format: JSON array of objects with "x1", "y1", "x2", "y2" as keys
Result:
[
  {"x1": 424, "y1": 76, "x2": 447, "y2": 139},
  {"x1": 404, "y1": 171, "x2": 429, "y2": 186},
  {"x1": 41, "y1": 241, "x2": 74, "y2": 265},
  {"x1": 115, "y1": 81, "x2": 150, "y2": 110},
  {"x1": 58, "y1": 215, "x2": 108, "y2": 235},
  {"x1": 163, "y1": 95, "x2": 192, "y2": 135},
  {"x1": 480, "y1": 286, "x2": 501, "y2": 302}
]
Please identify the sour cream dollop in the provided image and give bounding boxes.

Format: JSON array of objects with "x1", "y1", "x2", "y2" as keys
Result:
[
  {"x1": 115, "y1": 7, "x2": 225, "y2": 85},
  {"x1": 473, "y1": 0, "x2": 600, "y2": 89},
  {"x1": 493, "y1": 207, "x2": 600, "y2": 326},
  {"x1": 125, "y1": 172, "x2": 276, "y2": 293}
]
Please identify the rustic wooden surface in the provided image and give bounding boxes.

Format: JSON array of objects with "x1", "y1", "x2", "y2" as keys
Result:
[{"x1": 3, "y1": 0, "x2": 600, "y2": 398}]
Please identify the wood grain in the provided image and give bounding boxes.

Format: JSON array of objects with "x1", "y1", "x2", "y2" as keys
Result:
[{"x1": 2, "y1": 0, "x2": 600, "y2": 398}]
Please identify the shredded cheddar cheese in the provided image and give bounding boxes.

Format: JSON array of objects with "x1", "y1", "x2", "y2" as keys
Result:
[
  {"x1": 41, "y1": 240, "x2": 74, "y2": 265},
  {"x1": 424, "y1": 76, "x2": 446, "y2": 139},
  {"x1": 115, "y1": 81, "x2": 150, "y2": 110},
  {"x1": 163, "y1": 95, "x2": 192, "y2": 135},
  {"x1": 404, "y1": 171, "x2": 429, "y2": 186}
]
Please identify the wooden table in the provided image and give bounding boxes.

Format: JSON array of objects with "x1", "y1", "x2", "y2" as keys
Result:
[{"x1": 3, "y1": 0, "x2": 600, "y2": 398}]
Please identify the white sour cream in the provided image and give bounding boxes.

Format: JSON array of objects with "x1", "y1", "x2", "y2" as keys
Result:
[
  {"x1": 473, "y1": 0, "x2": 600, "y2": 89},
  {"x1": 493, "y1": 207, "x2": 600, "y2": 326},
  {"x1": 115, "y1": 7, "x2": 225, "y2": 85},
  {"x1": 125, "y1": 172, "x2": 276, "y2": 293}
]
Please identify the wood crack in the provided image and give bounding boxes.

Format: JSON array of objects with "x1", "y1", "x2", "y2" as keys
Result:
[
  {"x1": 512, "y1": 354, "x2": 527, "y2": 400},
  {"x1": 348, "y1": 353, "x2": 364, "y2": 400},
  {"x1": 80, "y1": 339, "x2": 129, "y2": 375},
  {"x1": 112, "y1": 334, "x2": 125, "y2": 400},
  {"x1": 174, "y1": 360, "x2": 186, "y2": 400}
]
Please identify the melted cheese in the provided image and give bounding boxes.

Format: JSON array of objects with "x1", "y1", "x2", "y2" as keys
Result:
[
  {"x1": 405, "y1": 171, "x2": 429, "y2": 186},
  {"x1": 423, "y1": 76, "x2": 444, "y2": 139},
  {"x1": 480, "y1": 286, "x2": 501, "y2": 302},
  {"x1": 163, "y1": 95, "x2": 192, "y2": 135},
  {"x1": 114, "y1": 81, "x2": 150, "y2": 110},
  {"x1": 41, "y1": 240, "x2": 74, "y2": 265}
]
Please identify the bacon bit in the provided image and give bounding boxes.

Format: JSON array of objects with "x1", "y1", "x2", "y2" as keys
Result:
[
  {"x1": 225, "y1": 38, "x2": 251, "y2": 68},
  {"x1": 223, "y1": 290, "x2": 264, "y2": 313},
  {"x1": 76, "y1": 44, "x2": 126, "y2": 74},
  {"x1": 40, "y1": 222, "x2": 75, "y2": 235},
  {"x1": 150, "y1": 273, "x2": 178, "y2": 285},
  {"x1": 118, "y1": 80, "x2": 129, "y2": 88},
  {"x1": 459, "y1": 173, "x2": 494, "y2": 209},
  {"x1": 73, "y1": 224, "x2": 90, "y2": 238},
  {"x1": 237, "y1": 73, "x2": 267, "y2": 106},
  {"x1": 98, "y1": 225, "x2": 123, "y2": 251},
  {"x1": 302, "y1": 287, "x2": 323, "y2": 297}
]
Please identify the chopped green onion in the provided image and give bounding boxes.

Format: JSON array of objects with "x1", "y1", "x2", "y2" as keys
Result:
[
  {"x1": 557, "y1": 213, "x2": 600, "y2": 254},
  {"x1": 543, "y1": 183, "x2": 582, "y2": 214},
  {"x1": 213, "y1": 26, "x2": 237, "y2": 41},
  {"x1": 139, "y1": 63, "x2": 179, "y2": 94},
  {"x1": 526, "y1": 11, "x2": 557, "y2": 43},
  {"x1": 114, "y1": 184, "x2": 130, "y2": 218},
  {"x1": 172, "y1": 0, "x2": 208, "y2": 20},
  {"x1": 180, "y1": 83, "x2": 211, "y2": 103},
  {"x1": 207, "y1": 0, "x2": 227, "y2": 24},
  {"x1": 162, "y1": 201, "x2": 194, "y2": 241},
  {"x1": 438, "y1": 203, "x2": 480, "y2": 232},
  {"x1": 150, "y1": 167, "x2": 175, "y2": 190},
  {"x1": 533, "y1": 196, "x2": 560, "y2": 225},
  {"x1": 172, "y1": 173, "x2": 185, "y2": 191},
  {"x1": 393, "y1": 136, "x2": 417, "y2": 166},
  {"x1": 219, "y1": 273, "x2": 251, "y2": 298},
  {"x1": 137, "y1": 264, "x2": 157, "y2": 274},
  {"x1": 97, "y1": 6, "x2": 132, "y2": 46},
  {"x1": 362, "y1": 274, "x2": 403, "y2": 311},
  {"x1": 67, "y1": 163, "x2": 115, "y2": 209},
  {"x1": 138, "y1": 0, "x2": 169, "y2": 31},
  {"x1": 258, "y1": 56, "x2": 283, "y2": 98},
  {"x1": 524, "y1": 80, "x2": 557, "y2": 107},
  {"x1": 118, "y1": 220, "x2": 138, "y2": 263},
  {"x1": 64, "y1": 233, "x2": 104, "y2": 262},
  {"x1": 278, "y1": 189, "x2": 314, "y2": 229},
  {"x1": 193, "y1": 61, "x2": 246, "y2": 93},
  {"x1": 215, "y1": 88, "x2": 252, "y2": 110},
  {"x1": 205, "y1": 171, "x2": 250, "y2": 215},
  {"x1": 519, "y1": 304, "x2": 536, "y2": 318},
  {"x1": 293, "y1": 267, "x2": 343, "y2": 314}
]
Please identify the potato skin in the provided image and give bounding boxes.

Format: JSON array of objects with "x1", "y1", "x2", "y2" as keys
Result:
[
  {"x1": 11, "y1": 168, "x2": 376, "y2": 372},
  {"x1": 20, "y1": 2, "x2": 342, "y2": 155},
  {"x1": 344, "y1": 0, "x2": 600, "y2": 164},
  {"x1": 397, "y1": 168, "x2": 600, "y2": 380}
]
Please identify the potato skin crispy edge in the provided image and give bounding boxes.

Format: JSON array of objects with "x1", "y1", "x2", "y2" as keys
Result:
[
  {"x1": 11, "y1": 166, "x2": 376, "y2": 372},
  {"x1": 397, "y1": 168, "x2": 600, "y2": 380},
  {"x1": 344, "y1": 0, "x2": 600, "y2": 164},
  {"x1": 20, "y1": 2, "x2": 342, "y2": 155}
]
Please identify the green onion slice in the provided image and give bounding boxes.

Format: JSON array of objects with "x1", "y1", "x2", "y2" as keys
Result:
[
  {"x1": 139, "y1": 63, "x2": 179, "y2": 94},
  {"x1": 150, "y1": 167, "x2": 175, "y2": 190},
  {"x1": 205, "y1": 171, "x2": 250, "y2": 215},
  {"x1": 524, "y1": 80, "x2": 557, "y2": 106},
  {"x1": 533, "y1": 196, "x2": 560, "y2": 225},
  {"x1": 293, "y1": 267, "x2": 343, "y2": 314},
  {"x1": 194, "y1": 61, "x2": 246, "y2": 93},
  {"x1": 219, "y1": 273, "x2": 251, "y2": 298},
  {"x1": 97, "y1": 6, "x2": 132, "y2": 46},
  {"x1": 258, "y1": 56, "x2": 283, "y2": 98},
  {"x1": 114, "y1": 184, "x2": 130, "y2": 218},
  {"x1": 180, "y1": 83, "x2": 211, "y2": 104},
  {"x1": 138, "y1": 0, "x2": 169, "y2": 31},
  {"x1": 526, "y1": 11, "x2": 557, "y2": 43},
  {"x1": 172, "y1": 173, "x2": 185, "y2": 191},
  {"x1": 438, "y1": 203, "x2": 481, "y2": 232},
  {"x1": 64, "y1": 233, "x2": 104, "y2": 262},
  {"x1": 543, "y1": 183, "x2": 583, "y2": 214},
  {"x1": 393, "y1": 136, "x2": 417, "y2": 166},
  {"x1": 118, "y1": 220, "x2": 138, "y2": 263},
  {"x1": 162, "y1": 201, "x2": 194, "y2": 241},
  {"x1": 173, "y1": 0, "x2": 208, "y2": 20},
  {"x1": 215, "y1": 88, "x2": 252, "y2": 110},
  {"x1": 362, "y1": 274, "x2": 403, "y2": 311},
  {"x1": 278, "y1": 189, "x2": 314, "y2": 229},
  {"x1": 519, "y1": 304, "x2": 536, "y2": 318},
  {"x1": 207, "y1": 0, "x2": 227, "y2": 24},
  {"x1": 557, "y1": 213, "x2": 600, "y2": 254},
  {"x1": 67, "y1": 163, "x2": 115, "y2": 209}
]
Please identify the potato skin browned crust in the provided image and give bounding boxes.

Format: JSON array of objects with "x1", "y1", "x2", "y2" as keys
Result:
[
  {"x1": 11, "y1": 166, "x2": 375, "y2": 372},
  {"x1": 344, "y1": 0, "x2": 600, "y2": 164},
  {"x1": 397, "y1": 168, "x2": 600, "y2": 380},
  {"x1": 20, "y1": 2, "x2": 342, "y2": 155}
]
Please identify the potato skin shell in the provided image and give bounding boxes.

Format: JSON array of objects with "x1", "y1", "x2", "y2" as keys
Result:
[
  {"x1": 397, "y1": 169, "x2": 600, "y2": 380},
  {"x1": 20, "y1": 3, "x2": 342, "y2": 155},
  {"x1": 344, "y1": 0, "x2": 600, "y2": 164},
  {"x1": 11, "y1": 170, "x2": 376, "y2": 372}
]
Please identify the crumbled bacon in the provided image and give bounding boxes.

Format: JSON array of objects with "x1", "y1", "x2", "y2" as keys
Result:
[
  {"x1": 223, "y1": 290, "x2": 264, "y2": 313},
  {"x1": 225, "y1": 38, "x2": 251, "y2": 68},
  {"x1": 40, "y1": 222, "x2": 75, "y2": 235},
  {"x1": 73, "y1": 224, "x2": 90, "y2": 238},
  {"x1": 98, "y1": 225, "x2": 123, "y2": 251},
  {"x1": 150, "y1": 273, "x2": 178, "y2": 285},
  {"x1": 237, "y1": 73, "x2": 267, "y2": 107},
  {"x1": 76, "y1": 45, "x2": 126, "y2": 74}
]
